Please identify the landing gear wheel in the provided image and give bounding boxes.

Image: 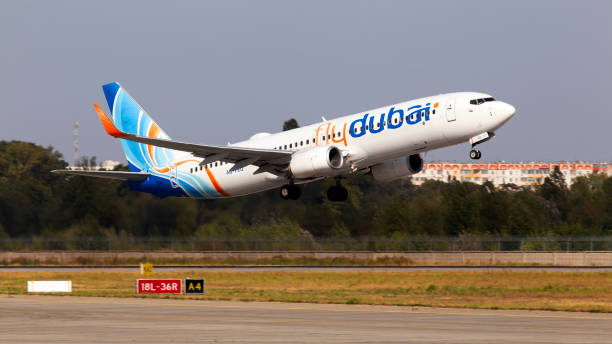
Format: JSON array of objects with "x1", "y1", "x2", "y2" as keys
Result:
[
  {"x1": 280, "y1": 185, "x2": 291, "y2": 200},
  {"x1": 280, "y1": 184, "x2": 301, "y2": 200},
  {"x1": 469, "y1": 149, "x2": 481, "y2": 160},
  {"x1": 327, "y1": 186, "x2": 348, "y2": 202},
  {"x1": 289, "y1": 184, "x2": 301, "y2": 200}
]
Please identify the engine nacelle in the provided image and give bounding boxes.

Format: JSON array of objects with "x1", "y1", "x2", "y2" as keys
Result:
[
  {"x1": 290, "y1": 146, "x2": 344, "y2": 178},
  {"x1": 371, "y1": 154, "x2": 423, "y2": 182}
]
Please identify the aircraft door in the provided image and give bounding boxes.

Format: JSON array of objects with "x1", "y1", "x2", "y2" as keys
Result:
[
  {"x1": 170, "y1": 166, "x2": 179, "y2": 188},
  {"x1": 445, "y1": 98, "x2": 456, "y2": 122}
]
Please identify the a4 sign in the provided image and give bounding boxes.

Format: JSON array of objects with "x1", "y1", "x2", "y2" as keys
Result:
[{"x1": 184, "y1": 278, "x2": 205, "y2": 294}]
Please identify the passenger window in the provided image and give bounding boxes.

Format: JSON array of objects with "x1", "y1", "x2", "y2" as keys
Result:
[
  {"x1": 300, "y1": 141, "x2": 303, "y2": 146},
  {"x1": 284, "y1": 145, "x2": 287, "y2": 149},
  {"x1": 306, "y1": 139, "x2": 309, "y2": 144},
  {"x1": 289, "y1": 143, "x2": 292, "y2": 148},
  {"x1": 366, "y1": 125, "x2": 369, "y2": 130}
]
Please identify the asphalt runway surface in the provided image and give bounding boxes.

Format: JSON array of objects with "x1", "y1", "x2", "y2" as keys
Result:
[
  {"x1": 1, "y1": 265, "x2": 611, "y2": 272},
  {"x1": 1, "y1": 296, "x2": 610, "y2": 343}
]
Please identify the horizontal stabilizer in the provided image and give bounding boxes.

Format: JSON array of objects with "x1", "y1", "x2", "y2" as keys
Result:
[{"x1": 52, "y1": 170, "x2": 150, "y2": 181}]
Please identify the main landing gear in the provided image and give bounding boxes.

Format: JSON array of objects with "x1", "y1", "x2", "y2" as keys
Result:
[
  {"x1": 280, "y1": 178, "x2": 349, "y2": 202},
  {"x1": 327, "y1": 178, "x2": 348, "y2": 202},
  {"x1": 469, "y1": 149, "x2": 482, "y2": 160},
  {"x1": 280, "y1": 184, "x2": 301, "y2": 200}
]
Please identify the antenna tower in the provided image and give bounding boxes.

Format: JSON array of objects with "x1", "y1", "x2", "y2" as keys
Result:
[{"x1": 73, "y1": 121, "x2": 79, "y2": 167}]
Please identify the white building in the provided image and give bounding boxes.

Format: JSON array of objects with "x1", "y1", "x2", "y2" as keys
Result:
[
  {"x1": 67, "y1": 160, "x2": 122, "y2": 171},
  {"x1": 412, "y1": 162, "x2": 609, "y2": 187}
]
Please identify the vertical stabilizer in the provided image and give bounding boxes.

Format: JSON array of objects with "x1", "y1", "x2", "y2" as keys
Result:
[{"x1": 102, "y1": 82, "x2": 183, "y2": 173}]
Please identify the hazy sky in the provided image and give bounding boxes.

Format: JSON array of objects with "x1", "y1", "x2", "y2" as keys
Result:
[{"x1": 1, "y1": 1, "x2": 611, "y2": 164}]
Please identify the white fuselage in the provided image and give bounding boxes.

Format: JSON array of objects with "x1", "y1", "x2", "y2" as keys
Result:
[{"x1": 182, "y1": 92, "x2": 515, "y2": 198}]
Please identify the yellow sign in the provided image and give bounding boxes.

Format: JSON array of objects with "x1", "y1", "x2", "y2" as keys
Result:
[
  {"x1": 140, "y1": 263, "x2": 153, "y2": 275},
  {"x1": 185, "y1": 278, "x2": 205, "y2": 294}
]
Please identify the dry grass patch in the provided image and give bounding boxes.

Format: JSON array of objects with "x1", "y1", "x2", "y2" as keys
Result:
[{"x1": 1, "y1": 271, "x2": 610, "y2": 312}]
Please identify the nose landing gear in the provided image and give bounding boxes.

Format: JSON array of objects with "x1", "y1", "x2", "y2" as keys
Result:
[
  {"x1": 327, "y1": 177, "x2": 348, "y2": 202},
  {"x1": 280, "y1": 184, "x2": 301, "y2": 200},
  {"x1": 469, "y1": 149, "x2": 482, "y2": 160},
  {"x1": 468, "y1": 132, "x2": 493, "y2": 160}
]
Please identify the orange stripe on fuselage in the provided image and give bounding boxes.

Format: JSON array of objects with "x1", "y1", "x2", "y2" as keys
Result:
[{"x1": 205, "y1": 168, "x2": 230, "y2": 197}]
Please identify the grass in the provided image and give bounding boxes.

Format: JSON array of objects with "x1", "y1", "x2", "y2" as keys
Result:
[{"x1": 1, "y1": 271, "x2": 610, "y2": 312}]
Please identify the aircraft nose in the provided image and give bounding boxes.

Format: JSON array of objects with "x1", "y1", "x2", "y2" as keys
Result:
[
  {"x1": 498, "y1": 102, "x2": 516, "y2": 121},
  {"x1": 495, "y1": 102, "x2": 516, "y2": 124}
]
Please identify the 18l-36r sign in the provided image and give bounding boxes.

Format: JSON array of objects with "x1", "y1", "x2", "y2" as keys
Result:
[{"x1": 136, "y1": 279, "x2": 182, "y2": 294}]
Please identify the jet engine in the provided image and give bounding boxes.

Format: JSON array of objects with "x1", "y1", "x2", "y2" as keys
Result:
[
  {"x1": 371, "y1": 154, "x2": 423, "y2": 182},
  {"x1": 290, "y1": 146, "x2": 344, "y2": 178}
]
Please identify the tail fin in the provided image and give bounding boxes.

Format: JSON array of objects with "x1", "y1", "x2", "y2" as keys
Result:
[{"x1": 101, "y1": 82, "x2": 182, "y2": 173}]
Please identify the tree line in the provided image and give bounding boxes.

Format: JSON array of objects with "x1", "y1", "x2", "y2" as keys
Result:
[{"x1": 0, "y1": 140, "x2": 611, "y2": 239}]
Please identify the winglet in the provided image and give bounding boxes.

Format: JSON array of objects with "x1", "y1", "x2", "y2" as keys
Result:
[{"x1": 94, "y1": 104, "x2": 128, "y2": 138}]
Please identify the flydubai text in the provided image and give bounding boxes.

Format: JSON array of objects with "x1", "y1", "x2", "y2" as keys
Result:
[{"x1": 349, "y1": 102, "x2": 440, "y2": 138}]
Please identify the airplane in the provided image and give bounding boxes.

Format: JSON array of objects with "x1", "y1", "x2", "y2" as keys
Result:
[{"x1": 53, "y1": 82, "x2": 515, "y2": 201}]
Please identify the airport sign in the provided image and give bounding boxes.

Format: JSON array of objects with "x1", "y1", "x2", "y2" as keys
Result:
[
  {"x1": 136, "y1": 279, "x2": 182, "y2": 294},
  {"x1": 184, "y1": 278, "x2": 205, "y2": 294},
  {"x1": 140, "y1": 263, "x2": 153, "y2": 275}
]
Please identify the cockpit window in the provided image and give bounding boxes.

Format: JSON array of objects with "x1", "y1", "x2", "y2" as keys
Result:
[{"x1": 470, "y1": 97, "x2": 496, "y2": 105}]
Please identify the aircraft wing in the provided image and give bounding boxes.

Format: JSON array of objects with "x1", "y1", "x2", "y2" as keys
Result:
[
  {"x1": 94, "y1": 104, "x2": 292, "y2": 174},
  {"x1": 51, "y1": 170, "x2": 151, "y2": 181}
]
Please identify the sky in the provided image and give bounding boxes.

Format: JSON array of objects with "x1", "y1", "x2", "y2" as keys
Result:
[{"x1": 1, "y1": 0, "x2": 611, "y2": 164}]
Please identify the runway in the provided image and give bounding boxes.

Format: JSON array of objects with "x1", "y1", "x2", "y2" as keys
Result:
[
  {"x1": 1, "y1": 265, "x2": 611, "y2": 272},
  {"x1": 1, "y1": 296, "x2": 610, "y2": 343}
]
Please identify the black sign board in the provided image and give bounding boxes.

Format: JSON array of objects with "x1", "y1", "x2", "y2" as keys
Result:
[{"x1": 184, "y1": 278, "x2": 205, "y2": 294}]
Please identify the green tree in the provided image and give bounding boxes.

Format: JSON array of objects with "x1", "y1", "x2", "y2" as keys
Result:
[
  {"x1": 538, "y1": 166, "x2": 570, "y2": 221},
  {"x1": 282, "y1": 118, "x2": 299, "y2": 131}
]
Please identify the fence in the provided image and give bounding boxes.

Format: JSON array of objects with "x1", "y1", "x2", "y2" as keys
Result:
[{"x1": 1, "y1": 237, "x2": 612, "y2": 252}]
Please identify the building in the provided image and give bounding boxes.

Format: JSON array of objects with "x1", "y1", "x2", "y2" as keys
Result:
[
  {"x1": 412, "y1": 162, "x2": 610, "y2": 187},
  {"x1": 67, "y1": 160, "x2": 122, "y2": 171}
]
